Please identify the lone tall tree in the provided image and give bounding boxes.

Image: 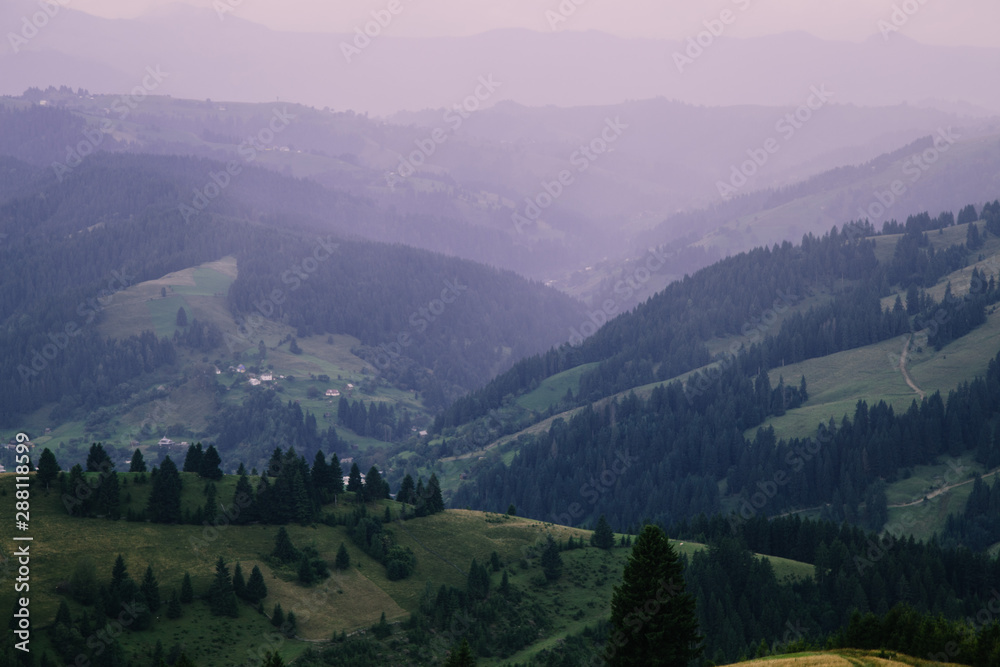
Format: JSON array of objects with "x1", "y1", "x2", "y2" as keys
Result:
[
  {"x1": 606, "y1": 524, "x2": 702, "y2": 666},
  {"x1": 36, "y1": 448, "x2": 60, "y2": 489},
  {"x1": 147, "y1": 456, "x2": 182, "y2": 523},
  {"x1": 592, "y1": 514, "x2": 615, "y2": 550},
  {"x1": 129, "y1": 449, "x2": 146, "y2": 473},
  {"x1": 346, "y1": 462, "x2": 363, "y2": 494}
]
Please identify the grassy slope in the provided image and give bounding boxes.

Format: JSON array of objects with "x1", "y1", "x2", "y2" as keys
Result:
[
  {"x1": 515, "y1": 362, "x2": 598, "y2": 412},
  {"x1": 0, "y1": 472, "x2": 814, "y2": 666},
  {"x1": 754, "y1": 225, "x2": 1000, "y2": 443}
]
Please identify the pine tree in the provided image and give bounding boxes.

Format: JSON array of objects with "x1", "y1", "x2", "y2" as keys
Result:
[
  {"x1": 541, "y1": 535, "x2": 562, "y2": 581},
  {"x1": 284, "y1": 611, "x2": 297, "y2": 638},
  {"x1": 606, "y1": 524, "x2": 703, "y2": 666},
  {"x1": 36, "y1": 448, "x2": 60, "y2": 489},
  {"x1": 490, "y1": 551, "x2": 501, "y2": 572},
  {"x1": 129, "y1": 448, "x2": 146, "y2": 473},
  {"x1": 311, "y1": 451, "x2": 331, "y2": 502},
  {"x1": 335, "y1": 543, "x2": 351, "y2": 570},
  {"x1": 233, "y1": 563, "x2": 247, "y2": 600},
  {"x1": 176, "y1": 306, "x2": 188, "y2": 327},
  {"x1": 592, "y1": 514, "x2": 615, "y2": 550},
  {"x1": 271, "y1": 603, "x2": 285, "y2": 628},
  {"x1": 140, "y1": 565, "x2": 161, "y2": 613},
  {"x1": 466, "y1": 558, "x2": 490, "y2": 600},
  {"x1": 208, "y1": 557, "x2": 238, "y2": 617},
  {"x1": 297, "y1": 555, "x2": 315, "y2": 585},
  {"x1": 364, "y1": 466, "x2": 386, "y2": 502},
  {"x1": 271, "y1": 527, "x2": 298, "y2": 563},
  {"x1": 329, "y1": 454, "x2": 344, "y2": 496},
  {"x1": 86, "y1": 443, "x2": 113, "y2": 472},
  {"x1": 204, "y1": 482, "x2": 218, "y2": 523},
  {"x1": 182, "y1": 444, "x2": 203, "y2": 473},
  {"x1": 96, "y1": 470, "x2": 120, "y2": 519},
  {"x1": 397, "y1": 473, "x2": 415, "y2": 504},
  {"x1": 147, "y1": 456, "x2": 182, "y2": 523},
  {"x1": 166, "y1": 589, "x2": 182, "y2": 619},
  {"x1": 180, "y1": 572, "x2": 193, "y2": 603},
  {"x1": 110, "y1": 554, "x2": 129, "y2": 594},
  {"x1": 426, "y1": 473, "x2": 445, "y2": 514},
  {"x1": 347, "y1": 462, "x2": 363, "y2": 494},
  {"x1": 200, "y1": 444, "x2": 223, "y2": 480},
  {"x1": 414, "y1": 478, "x2": 427, "y2": 516},
  {"x1": 246, "y1": 565, "x2": 268, "y2": 602},
  {"x1": 234, "y1": 472, "x2": 255, "y2": 524}
]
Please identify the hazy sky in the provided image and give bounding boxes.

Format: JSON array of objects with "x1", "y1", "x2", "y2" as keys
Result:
[{"x1": 70, "y1": 0, "x2": 999, "y2": 47}]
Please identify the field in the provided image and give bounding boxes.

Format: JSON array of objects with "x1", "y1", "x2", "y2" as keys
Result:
[
  {"x1": 516, "y1": 362, "x2": 598, "y2": 412},
  {"x1": 752, "y1": 290, "x2": 1000, "y2": 444},
  {"x1": 0, "y1": 470, "x2": 818, "y2": 666}
]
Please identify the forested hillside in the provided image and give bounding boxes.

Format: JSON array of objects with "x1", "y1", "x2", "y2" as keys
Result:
[
  {"x1": 443, "y1": 204, "x2": 1000, "y2": 537},
  {"x1": 0, "y1": 149, "x2": 585, "y2": 436}
]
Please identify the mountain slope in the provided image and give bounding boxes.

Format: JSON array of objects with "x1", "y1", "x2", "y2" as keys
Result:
[{"x1": 0, "y1": 150, "x2": 586, "y2": 468}]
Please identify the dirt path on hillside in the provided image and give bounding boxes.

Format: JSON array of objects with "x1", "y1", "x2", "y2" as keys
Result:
[
  {"x1": 888, "y1": 466, "x2": 1000, "y2": 508},
  {"x1": 899, "y1": 334, "x2": 925, "y2": 399}
]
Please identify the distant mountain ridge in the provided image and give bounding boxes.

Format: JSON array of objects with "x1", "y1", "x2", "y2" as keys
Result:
[{"x1": 2, "y1": 1, "x2": 1000, "y2": 115}]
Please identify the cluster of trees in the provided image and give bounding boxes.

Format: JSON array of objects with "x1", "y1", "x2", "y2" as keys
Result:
[
  {"x1": 39, "y1": 550, "x2": 276, "y2": 667},
  {"x1": 449, "y1": 204, "x2": 1000, "y2": 537},
  {"x1": 450, "y1": 202, "x2": 1000, "y2": 529},
  {"x1": 454, "y1": 338, "x2": 1000, "y2": 539},
  {"x1": 270, "y1": 526, "x2": 331, "y2": 586},
  {"x1": 666, "y1": 512, "x2": 1000, "y2": 663},
  {"x1": 247, "y1": 447, "x2": 344, "y2": 525},
  {"x1": 336, "y1": 396, "x2": 414, "y2": 442},
  {"x1": 210, "y1": 390, "x2": 344, "y2": 471},
  {"x1": 918, "y1": 270, "x2": 1000, "y2": 350},
  {"x1": 941, "y1": 475, "x2": 1000, "y2": 552},
  {"x1": 172, "y1": 317, "x2": 224, "y2": 352},
  {"x1": 833, "y1": 604, "x2": 1000, "y2": 666},
  {"x1": 343, "y1": 506, "x2": 416, "y2": 580},
  {"x1": 181, "y1": 442, "x2": 223, "y2": 479},
  {"x1": 395, "y1": 472, "x2": 445, "y2": 516},
  {"x1": 46, "y1": 554, "x2": 195, "y2": 666}
]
